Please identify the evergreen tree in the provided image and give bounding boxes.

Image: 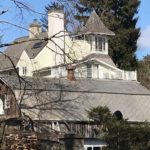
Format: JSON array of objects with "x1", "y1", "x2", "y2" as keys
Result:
[
  {"x1": 88, "y1": 106, "x2": 150, "y2": 150},
  {"x1": 41, "y1": 2, "x2": 65, "y2": 30},
  {"x1": 41, "y1": 1, "x2": 76, "y2": 32},
  {"x1": 75, "y1": 0, "x2": 140, "y2": 70},
  {"x1": 138, "y1": 55, "x2": 150, "y2": 89}
]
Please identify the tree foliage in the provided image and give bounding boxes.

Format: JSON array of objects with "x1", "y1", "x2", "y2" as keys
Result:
[
  {"x1": 41, "y1": 1, "x2": 73, "y2": 31},
  {"x1": 75, "y1": 0, "x2": 140, "y2": 70},
  {"x1": 88, "y1": 106, "x2": 150, "y2": 150},
  {"x1": 138, "y1": 55, "x2": 150, "y2": 89},
  {"x1": 41, "y1": 2, "x2": 65, "y2": 30}
]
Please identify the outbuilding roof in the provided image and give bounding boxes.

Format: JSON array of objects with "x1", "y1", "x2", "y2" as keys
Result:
[
  {"x1": 82, "y1": 53, "x2": 117, "y2": 68},
  {"x1": 0, "y1": 75, "x2": 150, "y2": 122}
]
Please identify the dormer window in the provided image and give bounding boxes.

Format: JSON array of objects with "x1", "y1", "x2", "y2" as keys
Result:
[{"x1": 95, "y1": 36, "x2": 105, "y2": 51}]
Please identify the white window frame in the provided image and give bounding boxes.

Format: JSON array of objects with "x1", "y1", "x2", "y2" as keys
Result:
[
  {"x1": 87, "y1": 64, "x2": 92, "y2": 78},
  {"x1": 0, "y1": 97, "x2": 4, "y2": 115},
  {"x1": 92, "y1": 64, "x2": 99, "y2": 78},
  {"x1": 84, "y1": 145, "x2": 105, "y2": 150},
  {"x1": 95, "y1": 36, "x2": 105, "y2": 51},
  {"x1": 22, "y1": 67, "x2": 27, "y2": 75},
  {"x1": 0, "y1": 94, "x2": 10, "y2": 115}
]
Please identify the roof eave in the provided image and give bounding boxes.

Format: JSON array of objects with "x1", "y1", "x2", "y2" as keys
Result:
[{"x1": 78, "y1": 31, "x2": 115, "y2": 36}]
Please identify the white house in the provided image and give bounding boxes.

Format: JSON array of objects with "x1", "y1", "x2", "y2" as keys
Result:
[
  {"x1": 0, "y1": 10, "x2": 150, "y2": 150},
  {"x1": 0, "y1": 10, "x2": 137, "y2": 81}
]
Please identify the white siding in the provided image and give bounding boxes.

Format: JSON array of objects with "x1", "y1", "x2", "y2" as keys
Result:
[
  {"x1": 0, "y1": 98, "x2": 4, "y2": 115},
  {"x1": 16, "y1": 51, "x2": 33, "y2": 76}
]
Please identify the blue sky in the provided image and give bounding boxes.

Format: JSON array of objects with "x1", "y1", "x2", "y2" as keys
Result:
[
  {"x1": 136, "y1": 0, "x2": 150, "y2": 59},
  {"x1": 0, "y1": 0, "x2": 150, "y2": 59}
]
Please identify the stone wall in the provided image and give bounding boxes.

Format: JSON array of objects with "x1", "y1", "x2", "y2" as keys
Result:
[
  {"x1": 60, "y1": 134, "x2": 84, "y2": 150},
  {"x1": 6, "y1": 132, "x2": 39, "y2": 150}
]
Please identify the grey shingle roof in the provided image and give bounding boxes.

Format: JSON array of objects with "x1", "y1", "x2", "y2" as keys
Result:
[
  {"x1": 80, "y1": 11, "x2": 115, "y2": 36},
  {"x1": 0, "y1": 32, "x2": 48, "y2": 70},
  {"x1": 0, "y1": 75, "x2": 150, "y2": 122},
  {"x1": 0, "y1": 75, "x2": 149, "y2": 95},
  {"x1": 81, "y1": 53, "x2": 117, "y2": 67}
]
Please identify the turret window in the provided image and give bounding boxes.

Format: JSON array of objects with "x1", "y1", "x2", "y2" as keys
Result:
[{"x1": 95, "y1": 37, "x2": 105, "y2": 51}]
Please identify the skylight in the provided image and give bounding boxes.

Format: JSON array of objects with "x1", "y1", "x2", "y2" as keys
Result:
[{"x1": 32, "y1": 42, "x2": 43, "y2": 49}]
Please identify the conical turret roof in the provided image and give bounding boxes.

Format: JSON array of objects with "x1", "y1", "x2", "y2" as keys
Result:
[{"x1": 80, "y1": 11, "x2": 115, "y2": 36}]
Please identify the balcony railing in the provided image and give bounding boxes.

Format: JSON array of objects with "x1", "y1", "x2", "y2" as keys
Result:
[{"x1": 115, "y1": 70, "x2": 137, "y2": 81}]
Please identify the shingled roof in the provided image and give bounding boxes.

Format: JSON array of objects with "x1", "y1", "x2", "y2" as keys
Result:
[
  {"x1": 0, "y1": 75, "x2": 150, "y2": 122},
  {"x1": 80, "y1": 11, "x2": 115, "y2": 36},
  {"x1": 81, "y1": 53, "x2": 117, "y2": 67},
  {"x1": 0, "y1": 32, "x2": 48, "y2": 70}
]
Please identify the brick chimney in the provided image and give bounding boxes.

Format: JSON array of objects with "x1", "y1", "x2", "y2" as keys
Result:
[
  {"x1": 67, "y1": 65, "x2": 76, "y2": 81},
  {"x1": 29, "y1": 19, "x2": 42, "y2": 38}
]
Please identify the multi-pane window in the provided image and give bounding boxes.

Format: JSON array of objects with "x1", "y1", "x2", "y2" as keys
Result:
[
  {"x1": 0, "y1": 97, "x2": 4, "y2": 115},
  {"x1": 87, "y1": 64, "x2": 92, "y2": 78},
  {"x1": 4, "y1": 95, "x2": 10, "y2": 109},
  {"x1": 85, "y1": 146, "x2": 104, "y2": 150},
  {"x1": 95, "y1": 36, "x2": 105, "y2": 51},
  {"x1": 86, "y1": 35, "x2": 92, "y2": 51},
  {"x1": 23, "y1": 67, "x2": 27, "y2": 75},
  {"x1": 93, "y1": 64, "x2": 99, "y2": 78},
  {"x1": 39, "y1": 69, "x2": 51, "y2": 77}
]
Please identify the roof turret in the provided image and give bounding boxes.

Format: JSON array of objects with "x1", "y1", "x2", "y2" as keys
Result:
[{"x1": 80, "y1": 11, "x2": 115, "y2": 36}]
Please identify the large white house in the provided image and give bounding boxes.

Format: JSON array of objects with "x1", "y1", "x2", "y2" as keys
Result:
[
  {"x1": 0, "y1": 10, "x2": 137, "y2": 81},
  {"x1": 0, "y1": 10, "x2": 149, "y2": 150}
]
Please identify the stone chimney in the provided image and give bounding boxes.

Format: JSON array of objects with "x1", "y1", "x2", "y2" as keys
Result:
[
  {"x1": 29, "y1": 19, "x2": 42, "y2": 38},
  {"x1": 48, "y1": 10, "x2": 64, "y2": 38},
  {"x1": 67, "y1": 65, "x2": 76, "y2": 81}
]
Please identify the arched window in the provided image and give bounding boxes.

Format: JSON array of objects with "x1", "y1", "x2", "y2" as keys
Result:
[{"x1": 113, "y1": 110, "x2": 123, "y2": 120}]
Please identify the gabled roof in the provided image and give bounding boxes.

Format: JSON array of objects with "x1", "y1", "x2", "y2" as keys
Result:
[
  {"x1": 80, "y1": 11, "x2": 115, "y2": 36},
  {"x1": 81, "y1": 53, "x2": 117, "y2": 68},
  {"x1": 0, "y1": 32, "x2": 48, "y2": 70},
  {"x1": 0, "y1": 75, "x2": 150, "y2": 122},
  {"x1": 34, "y1": 53, "x2": 117, "y2": 74}
]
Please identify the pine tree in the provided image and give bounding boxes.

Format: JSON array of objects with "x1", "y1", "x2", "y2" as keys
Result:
[
  {"x1": 138, "y1": 55, "x2": 150, "y2": 89},
  {"x1": 88, "y1": 106, "x2": 150, "y2": 150},
  {"x1": 41, "y1": 2, "x2": 65, "y2": 30},
  {"x1": 75, "y1": 0, "x2": 140, "y2": 70},
  {"x1": 41, "y1": 1, "x2": 75, "y2": 32}
]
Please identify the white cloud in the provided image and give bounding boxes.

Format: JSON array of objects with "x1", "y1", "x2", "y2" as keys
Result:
[{"x1": 137, "y1": 26, "x2": 150, "y2": 49}]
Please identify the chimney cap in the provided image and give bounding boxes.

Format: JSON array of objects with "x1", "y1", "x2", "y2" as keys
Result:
[
  {"x1": 48, "y1": 9, "x2": 64, "y2": 14},
  {"x1": 29, "y1": 19, "x2": 41, "y2": 27}
]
